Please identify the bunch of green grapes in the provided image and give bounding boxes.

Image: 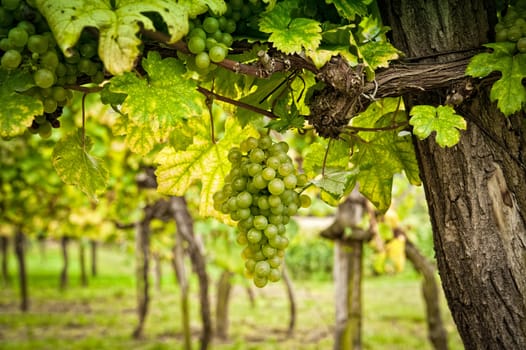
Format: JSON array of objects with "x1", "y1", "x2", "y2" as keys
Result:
[
  {"x1": 185, "y1": 15, "x2": 234, "y2": 71},
  {"x1": 213, "y1": 134, "x2": 311, "y2": 288},
  {"x1": 495, "y1": 0, "x2": 526, "y2": 52},
  {"x1": 184, "y1": 0, "x2": 264, "y2": 73},
  {"x1": 0, "y1": 0, "x2": 104, "y2": 138}
]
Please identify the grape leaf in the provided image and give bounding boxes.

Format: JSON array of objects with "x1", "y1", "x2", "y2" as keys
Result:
[
  {"x1": 360, "y1": 41, "x2": 400, "y2": 70},
  {"x1": 311, "y1": 168, "x2": 356, "y2": 199},
  {"x1": 0, "y1": 70, "x2": 43, "y2": 138},
  {"x1": 155, "y1": 118, "x2": 258, "y2": 219},
  {"x1": 409, "y1": 105, "x2": 466, "y2": 147},
  {"x1": 109, "y1": 52, "x2": 203, "y2": 155},
  {"x1": 303, "y1": 139, "x2": 350, "y2": 178},
  {"x1": 351, "y1": 132, "x2": 419, "y2": 211},
  {"x1": 466, "y1": 42, "x2": 526, "y2": 116},
  {"x1": 52, "y1": 130, "x2": 109, "y2": 201},
  {"x1": 326, "y1": 0, "x2": 370, "y2": 19},
  {"x1": 35, "y1": 0, "x2": 212, "y2": 75},
  {"x1": 259, "y1": 0, "x2": 322, "y2": 54}
]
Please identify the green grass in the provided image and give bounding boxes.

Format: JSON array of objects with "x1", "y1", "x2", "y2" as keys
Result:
[{"x1": 0, "y1": 241, "x2": 464, "y2": 349}]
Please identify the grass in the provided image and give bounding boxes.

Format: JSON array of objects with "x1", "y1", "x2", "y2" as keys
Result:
[{"x1": 0, "y1": 240, "x2": 464, "y2": 349}]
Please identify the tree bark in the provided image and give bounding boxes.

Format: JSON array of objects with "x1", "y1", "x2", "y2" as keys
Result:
[
  {"x1": 171, "y1": 196, "x2": 212, "y2": 350},
  {"x1": 172, "y1": 225, "x2": 191, "y2": 350},
  {"x1": 1, "y1": 235, "x2": 9, "y2": 286},
  {"x1": 14, "y1": 229, "x2": 28, "y2": 312},
  {"x1": 215, "y1": 270, "x2": 233, "y2": 340},
  {"x1": 90, "y1": 240, "x2": 97, "y2": 277},
  {"x1": 79, "y1": 239, "x2": 88, "y2": 287},
  {"x1": 379, "y1": 1, "x2": 526, "y2": 349},
  {"x1": 59, "y1": 236, "x2": 69, "y2": 290},
  {"x1": 132, "y1": 217, "x2": 150, "y2": 339}
]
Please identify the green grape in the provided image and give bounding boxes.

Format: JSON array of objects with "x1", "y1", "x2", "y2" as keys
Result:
[
  {"x1": 17, "y1": 20, "x2": 35, "y2": 35},
  {"x1": 33, "y1": 68, "x2": 55, "y2": 88},
  {"x1": 195, "y1": 52, "x2": 210, "y2": 69},
  {"x1": 43, "y1": 97, "x2": 57, "y2": 114},
  {"x1": 34, "y1": 114, "x2": 47, "y2": 124},
  {"x1": 253, "y1": 215, "x2": 268, "y2": 230},
  {"x1": 38, "y1": 121, "x2": 52, "y2": 138},
  {"x1": 1, "y1": 49, "x2": 22, "y2": 69},
  {"x1": 189, "y1": 27, "x2": 207, "y2": 40},
  {"x1": 188, "y1": 35, "x2": 206, "y2": 54},
  {"x1": 8, "y1": 27, "x2": 28, "y2": 47},
  {"x1": 266, "y1": 156, "x2": 280, "y2": 169},
  {"x1": 79, "y1": 41, "x2": 97, "y2": 58},
  {"x1": 27, "y1": 34, "x2": 48, "y2": 54},
  {"x1": 0, "y1": 38, "x2": 13, "y2": 51},
  {"x1": 52, "y1": 86, "x2": 68, "y2": 102},
  {"x1": 247, "y1": 228, "x2": 262, "y2": 244},
  {"x1": 268, "y1": 268, "x2": 281, "y2": 282},
  {"x1": 202, "y1": 16, "x2": 220, "y2": 34},
  {"x1": 249, "y1": 148, "x2": 265, "y2": 163},
  {"x1": 517, "y1": 37, "x2": 526, "y2": 52},
  {"x1": 253, "y1": 275, "x2": 268, "y2": 288},
  {"x1": 220, "y1": 32, "x2": 233, "y2": 47},
  {"x1": 261, "y1": 167, "x2": 276, "y2": 181},
  {"x1": 507, "y1": 25, "x2": 522, "y2": 41},
  {"x1": 268, "y1": 178, "x2": 285, "y2": 195},
  {"x1": 39, "y1": 50, "x2": 59, "y2": 70},
  {"x1": 223, "y1": 19, "x2": 236, "y2": 34},
  {"x1": 209, "y1": 44, "x2": 227, "y2": 62},
  {"x1": 283, "y1": 174, "x2": 297, "y2": 189},
  {"x1": 237, "y1": 191, "x2": 253, "y2": 208}
]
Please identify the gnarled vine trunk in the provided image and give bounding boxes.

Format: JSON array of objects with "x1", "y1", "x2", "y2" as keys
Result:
[{"x1": 379, "y1": 1, "x2": 526, "y2": 348}]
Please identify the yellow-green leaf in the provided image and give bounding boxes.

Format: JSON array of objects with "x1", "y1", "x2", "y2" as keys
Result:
[
  {"x1": 35, "y1": 0, "x2": 210, "y2": 74},
  {"x1": 155, "y1": 118, "x2": 258, "y2": 218},
  {"x1": 52, "y1": 130, "x2": 109, "y2": 201}
]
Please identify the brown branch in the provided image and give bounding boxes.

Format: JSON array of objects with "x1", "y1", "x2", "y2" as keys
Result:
[{"x1": 197, "y1": 86, "x2": 278, "y2": 119}]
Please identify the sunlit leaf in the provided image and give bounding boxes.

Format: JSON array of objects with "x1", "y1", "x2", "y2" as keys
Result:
[
  {"x1": 259, "y1": 0, "x2": 322, "y2": 54},
  {"x1": 155, "y1": 118, "x2": 258, "y2": 219},
  {"x1": 52, "y1": 130, "x2": 109, "y2": 200},
  {"x1": 409, "y1": 105, "x2": 466, "y2": 147},
  {"x1": 35, "y1": 0, "x2": 212, "y2": 74},
  {"x1": 109, "y1": 52, "x2": 203, "y2": 155},
  {"x1": 466, "y1": 42, "x2": 526, "y2": 116}
]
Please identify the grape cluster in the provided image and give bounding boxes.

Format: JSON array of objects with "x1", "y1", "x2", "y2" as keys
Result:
[
  {"x1": 184, "y1": 0, "x2": 264, "y2": 73},
  {"x1": 0, "y1": 0, "x2": 104, "y2": 138},
  {"x1": 213, "y1": 134, "x2": 311, "y2": 288},
  {"x1": 495, "y1": 0, "x2": 526, "y2": 53}
]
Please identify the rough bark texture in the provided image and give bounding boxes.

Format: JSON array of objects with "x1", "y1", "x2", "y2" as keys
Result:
[
  {"x1": 215, "y1": 271, "x2": 233, "y2": 340},
  {"x1": 171, "y1": 196, "x2": 212, "y2": 350},
  {"x1": 379, "y1": 1, "x2": 526, "y2": 348},
  {"x1": 59, "y1": 236, "x2": 69, "y2": 290},
  {"x1": 14, "y1": 229, "x2": 28, "y2": 312},
  {"x1": 132, "y1": 217, "x2": 150, "y2": 339},
  {"x1": 1, "y1": 235, "x2": 9, "y2": 286}
]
